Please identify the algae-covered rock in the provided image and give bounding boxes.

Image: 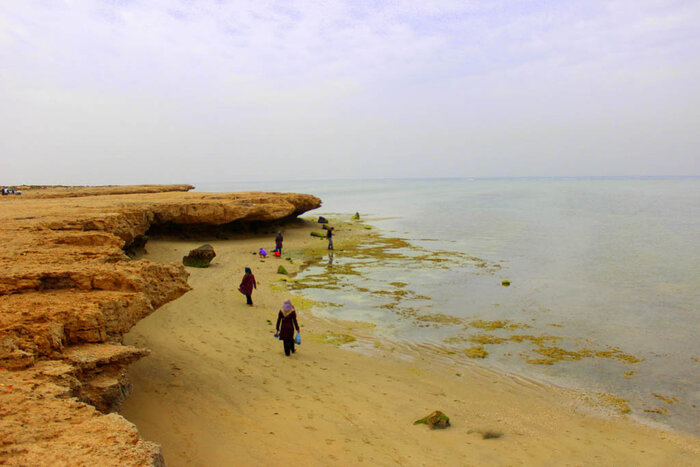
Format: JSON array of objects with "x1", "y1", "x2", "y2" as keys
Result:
[
  {"x1": 277, "y1": 265, "x2": 288, "y2": 275},
  {"x1": 353, "y1": 212, "x2": 360, "y2": 220},
  {"x1": 322, "y1": 224, "x2": 332, "y2": 230},
  {"x1": 413, "y1": 410, "x2": 451, "y2": 429},
  {"x1": 182, "y1": 244, "x2": 216, "y2": 267},
  {"x1": 501, "y1": 280, "x2": 511, "y2": 286},
  {"x1": 310, "y1": 231, "x2": 325, "y2": 238},
  {"x1": 318, "y1": 216, "x2": 328, "y2": 224}
]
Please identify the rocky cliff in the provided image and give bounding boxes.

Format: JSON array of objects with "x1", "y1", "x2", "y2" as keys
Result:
[{"x1": 0, "y1": 187, "x2": 321, "y2": 465}]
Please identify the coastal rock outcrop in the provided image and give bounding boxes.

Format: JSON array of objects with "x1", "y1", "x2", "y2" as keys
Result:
[{"x1": 0, "y1": 186, "x2": 321, "y2": 465}]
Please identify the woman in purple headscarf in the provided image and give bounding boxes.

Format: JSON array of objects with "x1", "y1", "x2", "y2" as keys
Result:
[{"x1": 275, "y1": 300, "x2": 300, "y2": 356}]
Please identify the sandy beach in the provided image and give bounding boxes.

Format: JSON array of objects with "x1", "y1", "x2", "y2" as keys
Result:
[{"x1": 120, "y1": 217, "x2": 700, "y2": 466}]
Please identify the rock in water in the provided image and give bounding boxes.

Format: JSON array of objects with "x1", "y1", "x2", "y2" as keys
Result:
[
  {"x1": 352, "y1": 212, "x2": 360, "y2": 220},
  {"x1": 413, "y1": 410, "x2": 451, "y2": 429},
  {"x1": 182, "y1": 244, "x2": 216, "y2": 267},
  {"x1": 318, "y1": 216, "x2": 329, "y2": 224}
]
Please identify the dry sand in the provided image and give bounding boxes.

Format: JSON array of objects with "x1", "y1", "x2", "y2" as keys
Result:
[{"x1": 120, "y1": 218, "x2": 700, "y2": 466}]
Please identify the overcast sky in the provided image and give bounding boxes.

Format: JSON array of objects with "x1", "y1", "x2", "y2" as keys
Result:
[{"x1": 1, "y1": 1, "x2": 699, "y2": 185}]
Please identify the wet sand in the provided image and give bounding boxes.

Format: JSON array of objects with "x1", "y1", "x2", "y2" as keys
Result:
[{"x1": 120, "y1": 218, "x2": 700, "y2": 466}]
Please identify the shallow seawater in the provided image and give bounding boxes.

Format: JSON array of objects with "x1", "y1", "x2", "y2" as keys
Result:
[{"x1": 198, "y1": 178, "x2": 700, "y2": 434}]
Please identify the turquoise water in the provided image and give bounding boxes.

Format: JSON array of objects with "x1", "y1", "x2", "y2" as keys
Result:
[{"x1": 197, "y1": 178, "x2": 700, "y2": 433}]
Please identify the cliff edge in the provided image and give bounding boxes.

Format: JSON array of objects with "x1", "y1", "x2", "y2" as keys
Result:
[{"x1": 0, "y1": 187, "x2": 321, "y2": 465}]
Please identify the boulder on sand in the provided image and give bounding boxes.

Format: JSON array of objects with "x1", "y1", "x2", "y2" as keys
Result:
[
  {"x1": 413, "y1": 410, "x2": 451, "y2": 429},
  {"x1": 318, "y1": 216, "x2": 328, "y2": 224},
  {"x1": 183, "y1": 244, "x2": 216, "y2": 267}
]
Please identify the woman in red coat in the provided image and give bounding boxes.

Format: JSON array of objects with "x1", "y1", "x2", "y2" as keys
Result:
[
  {"x1": 238, "y1": 267, "x2": 257, "y2": 305},
  {"x1": 275, "y1": 300, "x2": 300, "y2": 356}
]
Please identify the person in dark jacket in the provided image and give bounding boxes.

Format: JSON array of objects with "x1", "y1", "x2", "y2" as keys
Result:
[
  {"x1": 326, "y1": 227, "x2": 334, "y2": 250},
  {"x1": 275, "y1": 300, "x2": 300, "y2": 356},
  {"x1": 274, "y1": 231, "x2": 283, "y2": 255},
  {"x1": 238, "y1": 267, "x2": 257, "y2": 305}
]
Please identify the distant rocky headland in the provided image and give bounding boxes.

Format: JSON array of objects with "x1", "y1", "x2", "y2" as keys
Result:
[{"x1": 0, "y1": 185, "x2": 320, "y2": 465}]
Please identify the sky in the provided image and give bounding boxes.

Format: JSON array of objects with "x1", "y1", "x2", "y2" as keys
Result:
[{"x1": 1, "y1": 0, "x2": 699, "y2": 185}]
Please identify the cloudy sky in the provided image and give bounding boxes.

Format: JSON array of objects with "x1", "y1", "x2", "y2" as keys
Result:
[{"x1": 1, "y1": 1, "x2": 698, "y2": 185}]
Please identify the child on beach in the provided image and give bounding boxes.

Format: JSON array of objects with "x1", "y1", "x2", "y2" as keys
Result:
[
  {"x1": 238, "y1": 267, "x2": 257, "y2": 306},
  {"x1": 275, "y1": 300, "x2": 300, "y2": 356}
]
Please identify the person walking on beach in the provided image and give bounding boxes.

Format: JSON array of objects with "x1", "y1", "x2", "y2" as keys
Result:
[
  {"x1": 275, "y1": 300, "x2": 300, "y2": 356},
  {"x1": 238, "y1": 267, "x2": 257, "y2": 306},
  {"x1": 326, "y1": 227, "x2": 334, "y2": 250},
  {"x1": 274, "y1": 231, "x2": 283, "y2": 255}
]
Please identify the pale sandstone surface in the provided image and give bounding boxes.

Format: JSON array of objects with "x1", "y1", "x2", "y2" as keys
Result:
[
  {"x1": 0, "y1": 187, "x2": 321, "y2": 465},
  {"x1": 121, "y1": 221, "x2": 700, "y2": 466}
]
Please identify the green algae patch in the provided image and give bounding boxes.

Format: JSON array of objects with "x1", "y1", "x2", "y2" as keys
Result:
[
  {"x1": 467, "y1": 319, "x2": 531, "y2": 331},
  {"x1": 587, "y1": 347, "x2": 643, "y2": 364},
  {"x1": 588, "y1": 392, "x2": 632, "y2": 415},
  {"x1": 469, "y1": 334, "x2": 507, "y2": 345},
  {"x1": 390, "y1": 281, "x2": 407, "y2": 288},
  {"x1": 314, "y1": 332, "x2": 356, "y2": 346},
  {"x1": 288, "y1": 295, "x2": 318, "y2": 311},
  {"x1": 413, "y1": 411, "x2": 450, "y2": 429},
  {"x1": 310, "y1": 231, "x2": 326, "y2": 238},
  {"x1": 277, "y1": 265, "x2": 288, "y2": 275},
  {"x1": 652, "y1": 393, "x2": 678, "y2": 404},
  {"x1": 415, "y1": 313, "x2": 462, "y2": 325},
  {"x1": 469, "y1": 320, "x2": 511, "y2": 331},
  {"x1": 530, "y1": 346, "x2": 585, "y2": 363},
  {"x1": 464, "y1": 345, "x2": 488, "y2": 359},
  {"x1": 501, "y1": 280, "x2": 511, "y2": 286},
  {"x1": 522, "y1": 343, "x2": 642, "y2": 366}
]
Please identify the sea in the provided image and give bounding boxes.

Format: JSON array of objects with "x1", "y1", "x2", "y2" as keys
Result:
[{"x1": 195, "y1": 177, "x2": 699, "y2": 434}]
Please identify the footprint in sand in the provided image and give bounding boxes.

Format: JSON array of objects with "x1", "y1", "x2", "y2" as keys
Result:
[
  {"x1": 304, "y1": 426, "x2": 317, "y2": 431},
  {"x1": 325, "y1": 439, "x2": 335, "y2": 445}
]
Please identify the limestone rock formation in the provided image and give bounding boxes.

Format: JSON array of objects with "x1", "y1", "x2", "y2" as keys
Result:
[
  {"x1": 182, "y1": 244, "x2": 216, "y2": 267},
  {"x1": 0, "y1": 186, "x2": 320, "y2": 465}
]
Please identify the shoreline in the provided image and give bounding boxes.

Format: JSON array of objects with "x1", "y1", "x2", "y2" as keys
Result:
[{"x1": 120, "y1": 215, "x2": 700, "y2": 465}]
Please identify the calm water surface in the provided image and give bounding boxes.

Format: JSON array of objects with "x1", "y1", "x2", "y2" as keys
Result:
[{"x1": 197, "y1": 178, "x2": 700, "y2": 433}]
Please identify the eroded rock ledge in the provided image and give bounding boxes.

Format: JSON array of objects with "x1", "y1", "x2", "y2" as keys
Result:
[{"x1": 0, "y1": 187, "x2": 321, "y2": 465}]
